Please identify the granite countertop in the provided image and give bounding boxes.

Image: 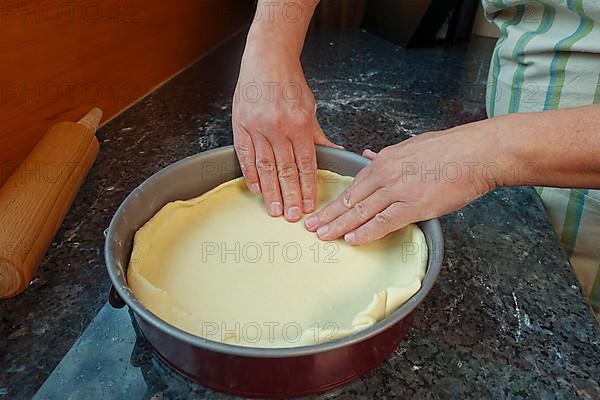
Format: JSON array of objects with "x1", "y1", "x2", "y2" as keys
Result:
[{"x1": 1, "y1": 28, "x2": 600, "y2": 399}]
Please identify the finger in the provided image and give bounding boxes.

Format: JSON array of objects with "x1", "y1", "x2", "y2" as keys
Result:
[
  {"x1": 292, "y1": 137, "x2": 317, "y2": 213},
  {"x1": 362, "y1": 149, "x2": 378, "y2": 160},
  {"x1": 272, "y1": 139, "x2": 303, "y2": 222},
  {"x1": 314, "y1": 123, "x2": 344, "y2": 149},
  {"x1": 304, "y1": 165, "x2": 379, "y2": 232},
  {"x1": 233, "y1": 124, "x2": 260, "y2": 194},
  {"x1": 314, "y1": 189, "x2": 391, "y2": 241},
  {"x1": 253, "y1": 135, "x2": 283, "y2": 217},
  {"x1": 345, "y1": 202, "x2": 417, "y2": 246}
]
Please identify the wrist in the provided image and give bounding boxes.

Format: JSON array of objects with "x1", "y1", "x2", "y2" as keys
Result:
[
  {"x1": 460, "y1": 116, "x2": 519, "y2": 191},
  {"x1": 246, "y1": 0, "x2": 318, "y2": 59},
  {"x1": 491, "y1": 113, "x2": 540, "y2": 188},
  {"x1": 247, "y1": 27, "x2": 304, "y2": 64}
]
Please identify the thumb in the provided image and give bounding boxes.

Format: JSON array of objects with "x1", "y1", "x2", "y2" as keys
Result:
[
  {"x1": 362, "y1": 149, "x2": 378, "y2": 160},
  {"x1": 314, "y1": 123, "x2": 344, "y2": 150}
]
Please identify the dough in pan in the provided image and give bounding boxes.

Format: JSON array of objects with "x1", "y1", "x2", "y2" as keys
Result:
[{"x1": 128, "y1": 170, "x2": 427, "y2": 348}]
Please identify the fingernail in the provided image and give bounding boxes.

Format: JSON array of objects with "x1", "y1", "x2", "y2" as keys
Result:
[
  {"x1": 270, "y1": 202, "x2": 283, "y2": 217},
  {"x1": 317, "y1": 225, "x2": 329, "y2": 237},
  {"x1": 249, "y1": 183, "x2": 261, "y2": 194},
  {"x1": 287, "y1": 206, "x2": 301, "y2": 221},
  {"x1": 305, "y1": 215, "x2": 319, "y2": 229},
  {"x1": 302, "y1": 199, "x2": 314, "y2": 213},
  {"x1": 344, "y1": 232, "x2": 355, "y2": 244}
]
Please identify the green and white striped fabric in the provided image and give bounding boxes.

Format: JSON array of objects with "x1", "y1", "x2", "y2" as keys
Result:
[{"x1": 482, "y1": 0, "x2": 600, "y2": 315}]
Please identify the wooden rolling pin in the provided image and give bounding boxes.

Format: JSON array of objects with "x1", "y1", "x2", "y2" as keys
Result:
[{"x1": 0, "y1": 108, "x2": 102, "y2": 298}]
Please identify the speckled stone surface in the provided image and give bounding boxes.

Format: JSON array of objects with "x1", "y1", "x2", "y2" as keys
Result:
[{"x1": 1, "y1": 28, "x2": 599, "y2": 400}]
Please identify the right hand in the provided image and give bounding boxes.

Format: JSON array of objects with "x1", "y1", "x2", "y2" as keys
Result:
[
  {"x1": 232, "y1": 42, "x2": 341, "y2": 222},
  {"x1": 305, "y1": 121, "x2": 506, "y2": 245}
]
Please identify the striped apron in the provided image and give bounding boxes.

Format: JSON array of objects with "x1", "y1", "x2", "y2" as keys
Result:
[{"x1": 482, "y1": 0, "x2": 600, "y2": 315}]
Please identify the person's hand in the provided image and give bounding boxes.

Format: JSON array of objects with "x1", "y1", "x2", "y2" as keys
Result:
[
  {"x1": 305, "y1": 120, "x2": 510, "y2": 244},
  {"x1": 232, "y1": 42, "x2": 341, "y2": 222}
]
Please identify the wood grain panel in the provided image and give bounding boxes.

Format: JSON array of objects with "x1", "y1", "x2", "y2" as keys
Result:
[{"x1": 0, "y1": 0, "x2": 253, "y2": 185}]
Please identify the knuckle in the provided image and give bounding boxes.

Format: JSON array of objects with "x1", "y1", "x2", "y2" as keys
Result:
[
  {"x1": 234, "y1": 139, "x2": 251, "y2": 155},
  {"x1": 256, "y1": 159, "x2": 275, "y2": 172},
  {"x1": 354, "y1": 201, "x2": 368, "y2": 220},
  {"x1": 296, "y1": 156, "x2": 315, "y2": 174},
  {"x1": 256, "y1": 160, "x2": 277, "y2": 185},
  {"x1": 240, "y1": 164, "x2": 258, "y2": 182},
  {"x1": 342, "y1": 186, "x2": 354, "y2": 209},
  {"x1": 375, "y1": 212, "x2": 389, "y2": 226},
  {"x1": 244, "y1": 172, "x2": 259, "y2": 183},
  {"x1": 238, "y1": 159, "x2": 251, "y2": 171},
  {"x1": 277, "y1": 161, "x2": 299, "y2": 182}
]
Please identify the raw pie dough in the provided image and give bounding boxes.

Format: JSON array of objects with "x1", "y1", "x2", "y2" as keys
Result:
[{"x1": 128, "y1": 170, "x2": 427, "y2": 348}]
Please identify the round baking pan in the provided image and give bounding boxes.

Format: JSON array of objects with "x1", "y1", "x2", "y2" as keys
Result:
[{"x1": 105, "y1": 145, "x2": 444, "y2": 398}]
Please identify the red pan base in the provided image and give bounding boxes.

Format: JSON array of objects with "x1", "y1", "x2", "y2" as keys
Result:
[{"x1": 135, "y1": 312, "x2": 415, "y2": 398}]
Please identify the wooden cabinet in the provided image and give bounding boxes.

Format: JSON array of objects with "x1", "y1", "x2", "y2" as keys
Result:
[{"x1": 0, "y1": 0, "x2": 253, "y2": 185}]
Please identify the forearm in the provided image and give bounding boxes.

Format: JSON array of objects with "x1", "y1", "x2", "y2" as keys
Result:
[
  {"x1": 494, "y1": 105, "x2": 600, "y2": 189},
  {"x1": 246, "y1": 0, "x2": 319, "y2": 59}
]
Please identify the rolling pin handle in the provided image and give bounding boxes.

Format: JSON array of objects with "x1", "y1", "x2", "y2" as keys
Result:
[
  {"x1": 77, "y1": 107, "x2": 103, "y2": 133},
  {"x1": 109, "y1": 285, "x2": 126, "y2": 309}
]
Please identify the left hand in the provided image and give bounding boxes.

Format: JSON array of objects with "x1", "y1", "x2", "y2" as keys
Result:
[{"x1": 304, "y1": 120, "x2": 509, "y2": 245}]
